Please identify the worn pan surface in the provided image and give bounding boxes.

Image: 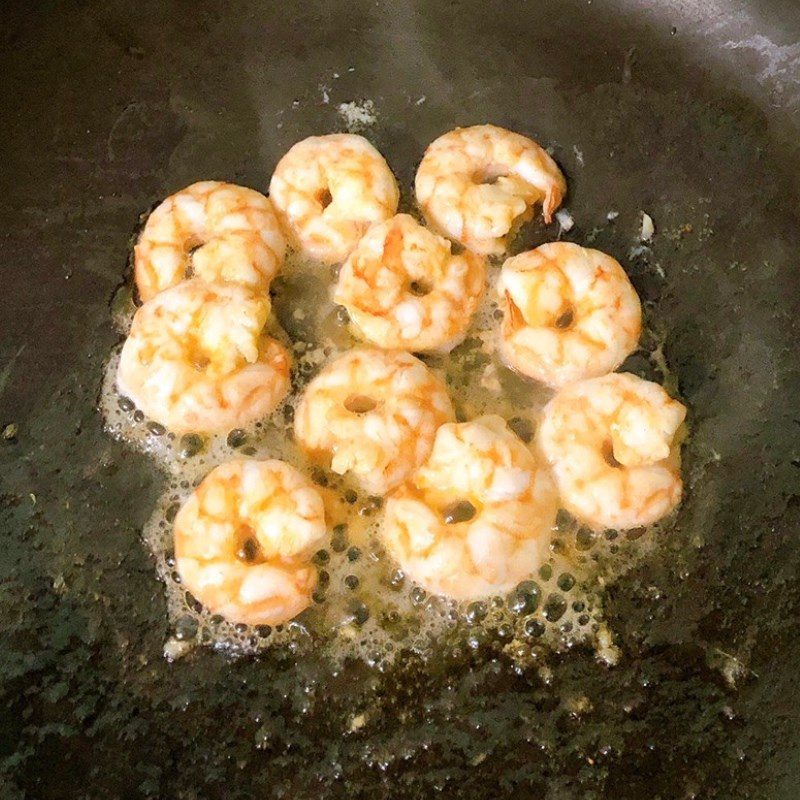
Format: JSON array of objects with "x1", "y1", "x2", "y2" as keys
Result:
[{"x1": 2, "y1": 0, "x2": 800, "y2": 797}]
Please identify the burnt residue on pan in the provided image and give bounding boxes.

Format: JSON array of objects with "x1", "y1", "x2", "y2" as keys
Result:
[{"x1": 1, "y1": 1, "x2": 800, "y2": 798}]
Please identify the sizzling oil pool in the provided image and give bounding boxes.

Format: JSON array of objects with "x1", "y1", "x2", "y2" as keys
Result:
[{"x1": 100, "y1": 251, "x2": 679, "y2": 667}]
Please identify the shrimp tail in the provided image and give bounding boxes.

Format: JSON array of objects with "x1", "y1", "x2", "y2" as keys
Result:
[
  {"x1": 502, "y1": 291, "x2": 525, "y2": 335},
  {"x1": 541, "y1": 185, "x2": 563, "y2": 224}
]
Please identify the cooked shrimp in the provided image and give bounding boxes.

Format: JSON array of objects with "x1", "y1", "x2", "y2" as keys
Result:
[
  {"x1": 537, "y1": 373, "x2": 687, "y2": 531},
  {"x1": 333, "y1": 214, "x2": 486, "y2": 352},
  {"x1": 499, "y1": 242, "x2": 642, "y2": 387},
  {"x1": 117, "y1": 279, "x2": 290, "y2": 433},
  {"x1": 174, "y1": 459, "x2": 327, "y2": 625},
  {"x1": 381, "y1": 415, "x2": 557, "y2": 599},
  {"x1": 294, "y1": 349, "x2": 454, "y2": 495},
  {"x1": 269, "y1": 134, "x2": 399, "y2": 264},
  {"x1": 134, "y1": 181, "x2": 286, "y2": 302},
  {"x1": 415, "y1": 124, "x2": 566, "y2": 255}
]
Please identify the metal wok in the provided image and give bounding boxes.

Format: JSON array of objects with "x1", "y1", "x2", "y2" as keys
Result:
[{"x1": 1, "y1": 0, "x2": 800, "y2": 797}]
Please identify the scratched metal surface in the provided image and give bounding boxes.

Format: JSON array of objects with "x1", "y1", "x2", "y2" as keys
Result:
[{"x1": 1, "y1": 1, "x2": 799, "y2": 798}]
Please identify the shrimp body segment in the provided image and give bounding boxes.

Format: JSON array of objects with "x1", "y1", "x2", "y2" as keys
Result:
[
  {"x1": 117, "y1": 280, "x2": 290, "y2": 434},
  {"x1": 382, "y1": 416, "x2": 558, "y2": 600},
  {"x1": 500, "y1": 242, "x2": 642, "y2": 387},
  {"x1": 269, "y1": 134, "x2": 400, "y2": 264},
  {"x1": 415, "y1": 124, "x2": 566, "y2": 255},
  {"x1": 294, "y1": 349, "x2": 455, "y2": 495},
  {"x1": 333, "y1": 214, "x2": 486, "y2": 352},
  {"x1": 174, "y1": 459, "x2": 327, "y2": 626},
  {"x1": 537, "y1": 373, "x2": 687, "y2": 531},
  {"x1": 134, "y1": 181, "x2": 286, "y2": 302}
]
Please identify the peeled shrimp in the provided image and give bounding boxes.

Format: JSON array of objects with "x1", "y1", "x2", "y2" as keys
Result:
[
  {"x1": 117, "y1": 279, "x2": 290, "y2": 434},
  {"x1": 269, "y1": 134, "x2": 399, "y2": 264},
  {"x1": 294, "y1": 349, "x2": 454, "y2": 495},
  {"x1": 333, "y1": 214, "x2": 486, "y2": 352},
  {"x1": 174, "y1": 459, "x2": 327, "y2": 625},
  {"x1": 381, "y1": 415, "x2": 557, "y2": 600},
  {"x1": 500, "y1": 242, "x2": 642, "y2": 387},
  {"x1": 134, "y1": 181, "x2": 286, "y2": 302},
  {"x1": 537, "y1": 373, "x2": 686, "y2": 531},
  {"x1": 415, "y1": 124, "x2": 566, "y2": 255}
]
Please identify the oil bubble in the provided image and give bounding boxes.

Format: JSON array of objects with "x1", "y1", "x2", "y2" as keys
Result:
[
  {"x1": 555, "y1": 508, "x2": 575, "y2": 532},
  {"x1": 524, "y1": 618, "x2": 545, "y2": 638},
  {"x1": 543, "y1": 594, "x2": 568, "y2": 622},
  {"x1": 226, "y1": 429, "x2": 247, "y2": 448},
  {"x1": 331, "y1": 524, "x2": 348, "y2": 552},
  {"x1": 465, "y1": 601, "x2": 488, "y2": 624},
  {"x1": 179, "y1": 434, "x2": 204, "y2": 459},
  {"x1": 346, "y1": 546, "x2": 361, "y2": 562},
  {"x1": 410, "y1": 587, "x2": 427, "y2": 606},
  {"x1": 497, "y1": 622, "x2": 514, "y2": 640},
  {"x1": 508, "y1": 581, "x2": 541, "y2": 615},
  {"x1": 388, "y1": 569, "x2": 405, "y2": 590},
  {"x1": 576, "y1": 527, "x2": 595, "y2": 551},
  {"x1": 347, "y1": 599, "x2": 370, "y2": 626},
  {"x1": 344, "y1": 575, "x2": 360, "y2": 590},
  {"x1": 175, "y1": 615, "x2": 198, "y2": 640},
  {"x1": 557, "y1": 573, "x2": 576, "y2": 592}
]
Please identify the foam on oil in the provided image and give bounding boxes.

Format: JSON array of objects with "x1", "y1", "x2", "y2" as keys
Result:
[{"x1": 100, "y1": 249, "x2": 679, "y2": 666}]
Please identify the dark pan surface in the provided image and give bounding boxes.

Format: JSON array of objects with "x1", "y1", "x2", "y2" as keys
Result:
[{"x1": 2, "y1": 1, "x2": 800, "y2": 797}]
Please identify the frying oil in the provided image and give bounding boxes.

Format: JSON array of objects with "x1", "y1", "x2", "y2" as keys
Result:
[{"x1": 100, "y1": 251, "x2": 678, "y2": 666}]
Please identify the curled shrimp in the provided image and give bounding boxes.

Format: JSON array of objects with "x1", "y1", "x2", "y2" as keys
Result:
[
  {"x1": 381, "y1": 415, "x2": 558, "y2": 600},
  {"x1": 537, "y1": 373, "x2": 687, "y2": 531},
  {"x1": 499, "y1": 242, "x2": 642, "y2": 387},
  {"x1": 269, "y1": 134, "x2": 399, "y2": 264},
  {"x1": 174, "y1": 459, "x2": 327, "y2": 625},
  {"x1": 333, "y1": 214, "x2": 486, "y2": 352},
  {"x1": 294, "y1": 348, "x2": 454, "y2": 495},
  {"x1": 134, "y1": 181, "x2": 286, "y2": 302},
  {"x1": 415, "y1": 124, "x2": 566, "y2": 255},
  {"x1": 117, "y1": 279, "x2": 290, "y2": 434}
]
